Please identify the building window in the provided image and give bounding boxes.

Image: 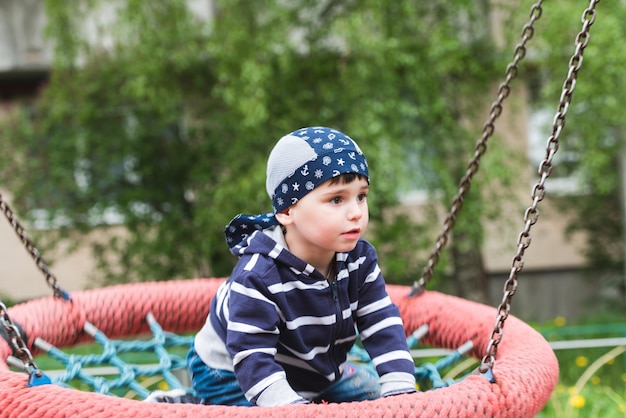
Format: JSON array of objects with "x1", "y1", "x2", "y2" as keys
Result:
[{"x1": 528, "y1": 107, "x2": 582, "y2": 194}]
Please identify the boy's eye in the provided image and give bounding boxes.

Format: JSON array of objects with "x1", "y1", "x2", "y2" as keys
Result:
[
  {"x1": 330, "y1": 197, "x2": 342, "y2": 204},
  {"x1": 358, "y1": 193, "x2": 368, "y2": 201}
]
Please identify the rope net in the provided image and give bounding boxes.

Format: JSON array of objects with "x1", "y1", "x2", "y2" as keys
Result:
[
  {"x1": 3, "y1": 318, "x2": 466, "y2": 401},
  {"x1": 0, "y1": 278, "x2": 558, "y2": 417},
  {"x1": 21, "y1": 320, "x2": 470, "y2": 400},
  {"x1": 26, "y1": 312, "x2": 193, "y2": 399}
]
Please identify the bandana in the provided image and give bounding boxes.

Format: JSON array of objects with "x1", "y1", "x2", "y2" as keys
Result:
[{"x1": 225, "y1": 126, "x2": 369, "y2": 253}]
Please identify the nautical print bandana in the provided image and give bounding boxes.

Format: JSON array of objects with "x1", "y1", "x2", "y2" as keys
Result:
[{"x1": 225, "y1": 126, "x2": 369, "y2": 253}]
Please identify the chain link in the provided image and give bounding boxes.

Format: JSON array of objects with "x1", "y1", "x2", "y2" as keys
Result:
[
  {"x1": 0, "y1": 191, "x2": 69, "y2": 377},
  {"x1": 479, "y1": 0, "x2": 600, "y2": 373},
  {"x1": 410, "y1": 0, "x2": 545, "y2": 296},
  {"x1": 0, "y1": 301, "x2": 43, "y2": 377},
  {"x1": 0, "y1": 192, "x2": 66, "y2": 299}
]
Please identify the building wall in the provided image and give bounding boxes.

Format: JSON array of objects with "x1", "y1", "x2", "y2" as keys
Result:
[{"x1": 0, "y1": 0, "x2": 50, "y2": 74}]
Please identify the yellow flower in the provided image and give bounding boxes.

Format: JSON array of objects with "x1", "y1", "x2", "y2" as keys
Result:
[
  {"x1": 575, "y1": 356, "x2": 588, "y2": 368},
  {"x1": 553, "y1": 316, "x2": 567, "y2": 327},
  {"x1": 590, "y1": 376, "x2": 600, "y2": 385},
  {"x1": 157, "y1": 381, "x2": 169, "y2": 390},
  {"x1": 569, "y1": 394, "x2": 585, "y2": 409}
]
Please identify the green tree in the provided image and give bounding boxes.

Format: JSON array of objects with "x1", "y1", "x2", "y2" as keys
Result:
[
  {"x1": 530, "y1": 0, "x2": 626, "y2": 309},
  {"x1": 1, "y1": 0, "x2": 517, "y2": 301}
]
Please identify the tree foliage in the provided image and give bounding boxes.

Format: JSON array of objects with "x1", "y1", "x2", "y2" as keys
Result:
[
  {"x1": 1, "y1": 0, "x2": 522, "y2": 293},
  {"x1": 529, "y1": 1, "x2": 626, "y2": 307}
]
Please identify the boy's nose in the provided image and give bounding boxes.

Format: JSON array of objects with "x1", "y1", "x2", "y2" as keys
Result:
[{"x1": 347, "y1": 201, "x2": 363, "y2": 220}]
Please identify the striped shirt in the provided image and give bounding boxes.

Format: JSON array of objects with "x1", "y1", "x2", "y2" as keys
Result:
[{"x1": 194, "y1": 227, "x2": 415, "y2": 405}]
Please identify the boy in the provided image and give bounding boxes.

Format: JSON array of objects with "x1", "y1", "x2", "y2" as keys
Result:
[{"x1": 189, "y1": 126, "x2": 416, "y2": 406}]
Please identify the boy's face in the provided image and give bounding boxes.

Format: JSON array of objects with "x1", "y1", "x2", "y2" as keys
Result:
[{"x1": 276, "y1": 176, "x2": 369, "y2": 263}]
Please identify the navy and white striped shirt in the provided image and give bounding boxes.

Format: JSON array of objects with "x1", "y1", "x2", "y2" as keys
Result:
[{"x1": 194, "y1": 227, "x2": 415, "y2": 405}]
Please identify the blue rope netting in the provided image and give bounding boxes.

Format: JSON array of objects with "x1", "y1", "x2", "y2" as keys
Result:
[
  {"x1": 29, "y1": 313, "x2": 191, "y2": 399},
  {"x1": 349, "y1": 325, "x2": 475, "y2": 389},
  {"x1": 16, "y1": 316, "x2": 475, "y2": 399}
]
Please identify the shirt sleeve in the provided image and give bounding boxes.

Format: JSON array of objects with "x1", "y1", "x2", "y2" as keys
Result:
[{"x1": 353, "y1": 243, "x2": 417, "y2": 393}]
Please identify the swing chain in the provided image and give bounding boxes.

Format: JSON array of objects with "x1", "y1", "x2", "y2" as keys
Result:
[
  {"x1": 411, "y1": 0, "x2": 545, "y2": 296},
  {"x1": 479, "y1": 0, "x2": 599, "y2": 374},
  {"x1": 0, "y1": 192, "x2": 67, "y2": 300},
  {"x1": 0, "y1": 301, "x2": 42, "y2": 377}
]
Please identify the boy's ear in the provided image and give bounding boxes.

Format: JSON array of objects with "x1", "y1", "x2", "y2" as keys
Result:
[{"x1": 275, "y1": 208, "x2": 292, "y2": 225}]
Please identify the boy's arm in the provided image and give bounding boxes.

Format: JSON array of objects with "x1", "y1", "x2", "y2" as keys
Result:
[{"x1": 354, "y1": 244, "x2": 417, "y2": 396}]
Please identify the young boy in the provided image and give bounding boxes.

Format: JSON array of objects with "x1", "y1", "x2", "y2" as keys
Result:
[{"x1": 188, "y1": 126, "x2": 416, "y2": 406}]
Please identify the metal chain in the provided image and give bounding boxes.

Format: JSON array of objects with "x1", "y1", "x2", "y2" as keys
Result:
[
  {"x1": 0, "y1": 191, "x2": 69, "y2": 377},
  {"x1": 0, "y1": 192, "x2": 66, "y2": 299},
  {"x1": 479, "y1": 0, "x2": 599, "y2": 373},
  {"x1": 410, "y1": 1, "x2": 545, "y2": 296},
  {"x1": 0, "y1": 301, "x2": 43, "y2": 377}
]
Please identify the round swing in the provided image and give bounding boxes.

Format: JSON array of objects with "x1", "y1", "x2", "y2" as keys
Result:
[{"x1": 0, "y1": 1, "x2": 599, "y2": 416}]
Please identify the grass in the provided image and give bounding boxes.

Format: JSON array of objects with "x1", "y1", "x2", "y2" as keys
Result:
[
  {"x1": 536, "y1": 316, "x2": 626, "y2": 417},
  {"x1": 537, "y1": 345, "x2": 626, "y2": 417}
]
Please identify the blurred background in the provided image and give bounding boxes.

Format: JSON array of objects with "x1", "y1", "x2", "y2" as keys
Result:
[
  {"x1": 0, "y1": 1, "x2": 625, "y2": 414},
  {"x1": 3, "y1": 0, "x2": 619, "y2": 320}
]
